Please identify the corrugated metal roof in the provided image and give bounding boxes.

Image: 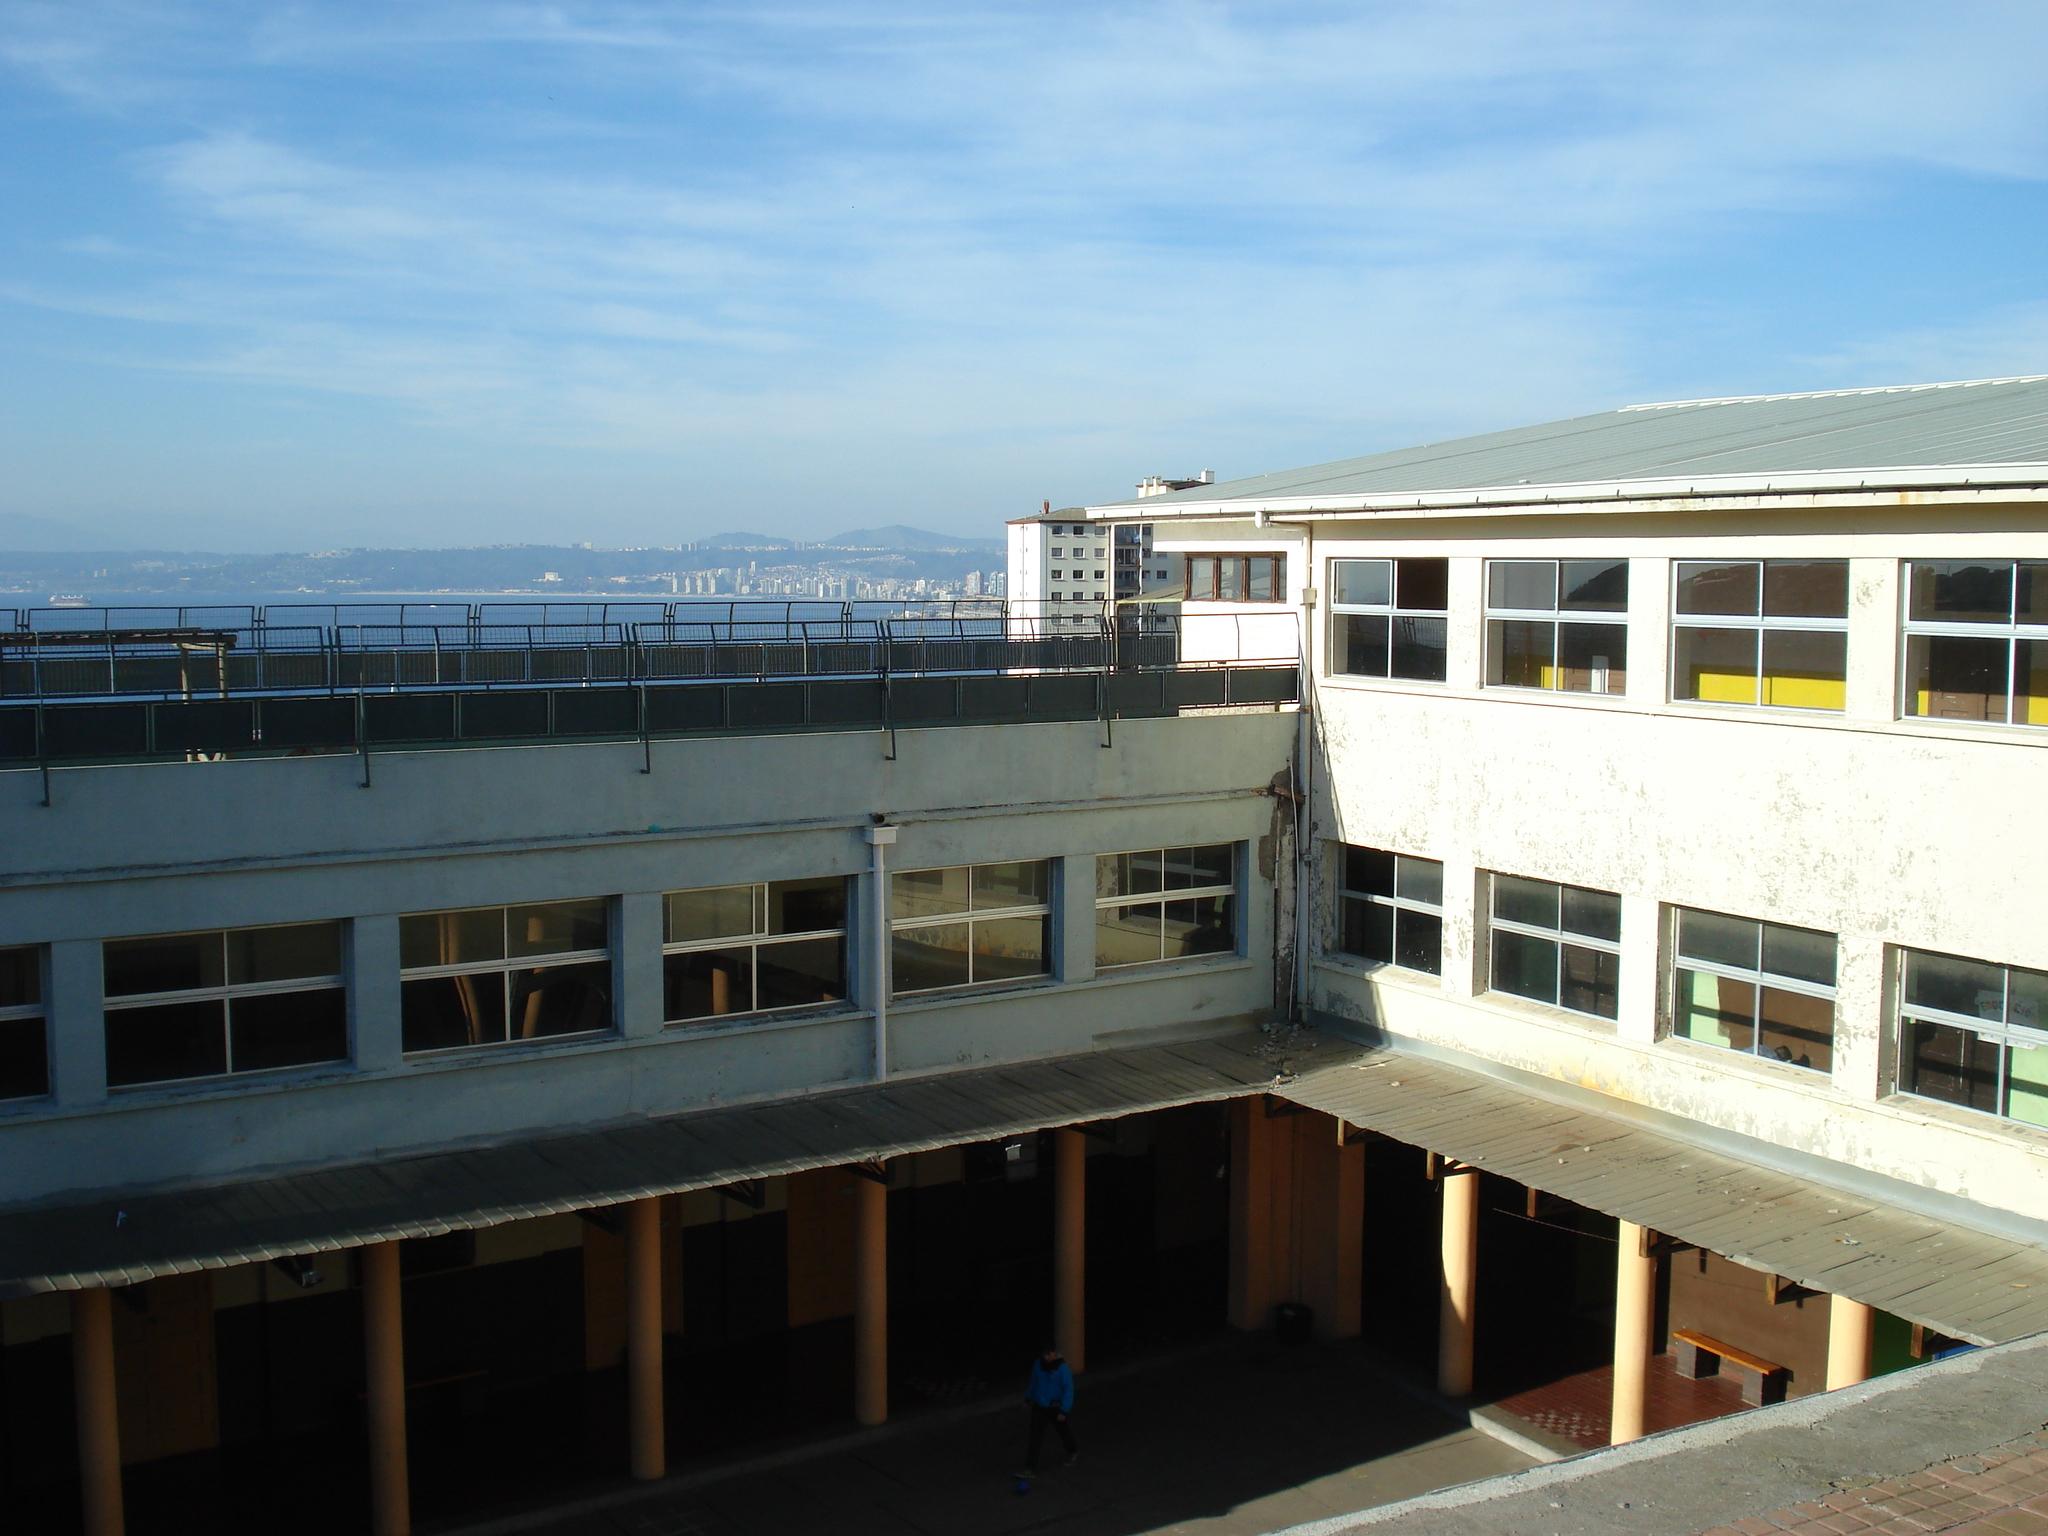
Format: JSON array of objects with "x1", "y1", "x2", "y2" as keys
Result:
[
  {"x1": 0, "y1": 1032, "x2": 1322, "y2": 1298},
  {"x1": 1092, "y1": 376, "x2": 2048, "y2": 512},
  {"x1": 1281, "y1": 1051, "x2": 2048, "y2": 1346}
]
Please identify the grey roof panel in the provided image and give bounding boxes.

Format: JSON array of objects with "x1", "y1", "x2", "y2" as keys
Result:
[{"x1": 1096, "y1": 376, "x2": 2048, "y2": 510}]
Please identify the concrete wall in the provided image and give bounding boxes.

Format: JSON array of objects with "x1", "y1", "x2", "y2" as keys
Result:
[
  {"x1": 1282, "y1": 504, "x2": 2048, "y2": 1220},
  {"x1": 0, "y1": 713, "x2": 1295, "y2": 1206}
]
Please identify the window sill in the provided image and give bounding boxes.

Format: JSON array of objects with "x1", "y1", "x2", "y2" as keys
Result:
[
  {"x1": 98, "y1": 1058, "x2": 359, "y2": 1107},
  {"x1": 1316, "y1": 952, "x2": 1444, "y2": 990},
  {"x1": 1658, "y1": 1031, "x2": 1834, "y2": 1087},
  {"x1": 1874, "y1": 1087, "x2": 2048, "y2": 1147},
  {"x1": 888, "y1": 975, "x2": 1059, "y2": 1011},
  {"x1": 663, "y1": 1002, "x2": 858, "y2": 1041},
  {"x1": 400, "y1": 1027, "x2": 614, "y2": 1068},
  {"x1": 1473, "y1": 986, "x2": 1620, "y2": 1037},
  {"x1": 1084, "y1": 951, "x2": 1251, "y2": 987}
]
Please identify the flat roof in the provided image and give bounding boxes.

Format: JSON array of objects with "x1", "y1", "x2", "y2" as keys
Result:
[{"x1": 1088, "y1": 375, "x2": 2048, "y2": 515}]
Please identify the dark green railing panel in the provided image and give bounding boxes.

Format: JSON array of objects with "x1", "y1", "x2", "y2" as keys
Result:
[
  {"x1": 1106, "y1": 672, "x2": 1170, "y2": 717},
  {"x1": 551, "y1": 689, "x2": 638, "y2": 737},
  {"x1": 364, "y1": 693, "x2": 456, "y2": 744},
  {"x1": 890, "y1": 678, "x2": 959, "y2": 724},
  {"x1": 458, "y1": 691, "x2": 550, "y2": 739},
  {"x1": 0, "y1": 710, "x2": 38, "y2": 760},
  {"x1": 1164, "y1": 670, "x2": 1229, "y2": 707},
  {"x1": 1227, "y1": 667, "x2": 1298, "y2": 705},
  {"x1": 154, "y1": 700, "x2": 257, "y2": 754},
  {"x1": 1025, "y1": 674, "x2": 1099, "y2": 720},
  {"x1": 44, "y1": 704, "x2": 150, "y2": 759},
  {"x1": 727, "y1": 683, "x2": 807, "y2": 730},
  {"x1": 808, "y1": 680, "x2": 887, "y2": 725},
  {"x1": 259, "y1": 697, "x2": 357, "y2": 749},
  {"x1": 960, "y1": 676, "x2": 1031, "y2": 720},
  {"x1": 644, "y1": 688, "x2": 725, "y2": 733}
]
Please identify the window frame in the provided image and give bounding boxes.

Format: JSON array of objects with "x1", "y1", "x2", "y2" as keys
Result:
[
  {"x1": 1900, "y1": 559, "x2": 2048, "y2": 728},
  {"x1": 102, "y1": 923, "x2": 348, "y2": 1087},
  {"x1": 1327, "y1": 557, "x2": 1450, "y2": 682},
  {"x1": 1484, "y1": 873, "x2": 1622, "y2": 1021},
  {"x1": 1897, "y1": 948, "x2": 2048, "y2": 1126},
  {"x1": 1331, "y1": 845, "x2": 1443, "y2": 976},
  {"x1": 1669, "y1": 558, "x2": 1849, "y2": 712},
  {"x1": 0, "y1": 945, "x2": 48, "y2": 1102},
  {"x1": 1186, "y1": 553, "x2": 1286, "y2": 603},
  {"x1": 1482, "y1": 558, "x2": 1629, "y2": 696},
  {"x1": 1094, "y1": 844, "x2": 1241, "y2": 971},
  {"x1": 399, "y1": 900, "x2": 613, "y2": 1055},
  {"x1": 661, "y1": 879, "x2": 850, "y2": 1026},
  {"x1": 1665, "y1": 906, "x2": 1837, "y2": 1073},
  {"x1": 890, "y1": 861, "x2": 1054, "y2": 996}
]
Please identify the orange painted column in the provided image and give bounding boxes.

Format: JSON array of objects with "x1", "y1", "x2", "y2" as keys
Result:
[
  {"x1": 1827, "y1": 1294, "x2": 1875, "y2": 1390},
  {"x1": 853, "y1": 1173, "x2": 888, "y2": 1425},
  {"x1": 1436, "y1": 1167, "x2": 1479, "y2": 1397},
  {"x1": 625, "y1": 1198, "x2": 667, "y2": 1479},
  {"x1": 71, "y1": 1286, "x2": 124, "y2": 1536},
  {"x1": 361, "y1": 1241, "x2": 411, "y2": 1536},
  {"x1": 1053, "y1": 1129, "x2": 1086, "y2": 1371},
  {"x1": 1227, "y1": 1098, "x2": 1278, "y2": 1330},
  {"x1": 1611, "y1": 1220, "x2": 1656, "y2": 1445}
]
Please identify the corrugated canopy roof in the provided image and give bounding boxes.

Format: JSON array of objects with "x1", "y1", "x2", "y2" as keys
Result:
[{"x1": 1091, "y1": 376, "x2": 2048, "y2": 512}]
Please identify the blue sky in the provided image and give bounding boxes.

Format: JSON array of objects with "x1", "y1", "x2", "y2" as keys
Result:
[{"x1": 3, "y1": 2, "x2": 2047, "y2": 551}]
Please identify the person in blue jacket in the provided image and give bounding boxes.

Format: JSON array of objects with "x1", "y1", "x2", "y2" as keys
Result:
[{"x1": 1021, "y1": 1345, "x2": 1078, "y2": 1473}]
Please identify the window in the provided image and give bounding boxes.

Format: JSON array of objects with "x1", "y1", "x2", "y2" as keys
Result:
[
  {"x1": 1330, "y1": 558, "x2": 1449, "y2": 681},
  {"x1": 103, "y1": 924, "x2": 346, "y2": 1087},
  {"x1": 1187, "y1": 553, "x2": 1285, "y2": 602},
  {"x1": 1487, "y1": 875, "x2": 1620, "y2": 1020},
  {"x1": 1485, "y1": 559, "x2": 1628, "y2": 694},
  {"x1": 0, "y1": 947, "x2": 46, "y2": 1100},
  {"x1": 1902, "y1": 560, "x2": 2047, "y2": 726},
  {"x1": 1051, "y1": 547, "x2": 1065, "y2": 558},
  {"x1": 1669, "y1": 908, "x2": 1835, "y2": 1072},
  {"x1": 1899, "y1": 949, "x2": 2048, "y2": 1127},
  {"x1": 1672, "y1": 560, "x2": 1847, "y2": 710},
  {"x1": 663, "y1": 879, "x2": 848, "y2": 1023},
  {"x1": 892, "y1": 862, "x2": 1051, "y2": 993},
  {"x1": 1093, "y1": 570, "x2": 1105, "y2": 581},
  {"x1": 400, "y1": 901, "x2": 610, "y2": 1052},
  {"x1": 1332, "y1": 847, "x2": 1442, "y2": 974},
  {"x1": 1095, "y1": 845, "x2": 1238, "y2": 968},
  {"x1": 1049, "y1": 570, "x2": 1063, "y2": 579}
]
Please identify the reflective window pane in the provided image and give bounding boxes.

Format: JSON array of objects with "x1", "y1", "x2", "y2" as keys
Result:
[
  {"x1": 105, "y1": 933, "x2": 223, "y2": 997},
  {"x1": 1492, "y1": 930, "x2": 1558, "y2": 1005},
  {"x1": 2019, "y1": 563, "x2": 2048, "y2": 626},
  {"x1": 1488, "y1": 561, "x2": 1555, "y2": 611},
  {"x1": 1560, "y1": 559, "x2": 1628, "y2": 613},
  {"x1": 1762, "y1": 560, "x2": 1848, "y2": 619},
  {"x1": 1909, "y1": 560, "x2": 2011, "y2": 624},
  {"x1": 227, "y1": 922, "x2": 342, "y2": 985},
  {"x1": 1761, "y1": 629, "x2": 1846, "y2": 711},
  {"x1": 1905, "y1": 633, "x2": 2010, "y2": 723},
  {"x1": 107, "y1": 999, "x2": 227, "y2": 1085},
  {"x1": 402, "y1": 974, "x2": 507, "y2": 1050},
  {"x1": 1164, "y1": 897, "x2": 1233, "y2": 958},
  {"x1": 1493, "y1": 876, "x2": 1557, "y2": 930},
  {"x1": 766, "y1": 877, "x2": 845, "y2": 935},
  {"x1": 0, "y1": 947, "x2": 40, "y2": 1008},
  {"x1": 1097, "y1": 904, "x2": 1163, "y2": 969},
  {"x1": 1487, "y1": 619, "x2": 1554, "y2": 688},
  {"x1": 1187, "y1": 556, "x2": 1219, "y2": 601},
  {"x1": 1674, "y1": 626, "x2": 1759, "y2": 705},
  {"x1": 1675, "y1": 970, "x2": 1756, "y2": 1053},
  {"x1": 1390, "y1": 616, "x2": 1447, "y2": 681},
  {"x1": 972, "y1": 914, "x2": 1048, "y2": 981},
  {"x1": 1394, "y1": 910, "x2": 1443, "y2": 975},
  {"x1": 1558, "y1": 622, "x2": 1627, "y2": 694},
  {"x1": 1907, "y1": 951, "x2": 2006, "y2": 1019},
  {"x1": 1561, "y1": 945, "x2": 1620, "y2": 1018},
  {"x1": 229, "y1": 988, "x2": 348, "y2": 1072},
  {"x1": 1759, "y1": 986, "x2": 1833, "y2": 1073},
  {"x1": 893, "y1": 922, "x2": 972, "y2": 991},
  {"x1": 2007, "y1": 965, "x2": 2048, "y2": 1033},
  {"x1": 1677, "y1": 909, "x2": 1758, "y2": 970},
  {"x1": 2007, "y1": 1043, "x2": 2048, "y2": 1128},
  {"x1": 1908, "y1": 1019, "x2": 2000, "y2": 1114},
  {"x1": 1396, "y1": 558, "x2": 1449, "y2": 612},
  {"x1": 508, "y1": 960, "x2": 612, "y2": 1038},
  {"x1": 1343, "y1": 847, "x2": 1394, "y2": 896},
  {"x1": 663, "y1": 947, "x2": 753, "y2": 1021},
  {"x1": 893, "y1": 867, "x2": 969, "y2": 920},
  {"x1": 1247, "y1": 558, "x2": 1278, "y2": 601},
  {"x1": 509, "y1": 899, "x2": 607, "y2": 958},
  {"x1": 1335, "y1": 613, "x2": 1390, "y2": 677},
  {"x1": 2018, "y1": 640, "x2": 2047, "y2": 728},
  {"x1": 1395, "y1": 856, "x2": 1443, "y2": 906},
  {"x1": 1676, "y1": 561, "x2": 1758, "y2": 617},
  {"x1": 1339, "y1": 898, "x2": 1393, "y2": 964},
  {"x1": 1333, "y1": 559, "x2": 1391, "y2": 608},
  {"x1": 0, "y1": 1017, "x2": 47, "y2": 1099},
  {"x1": 1098, "y1": 851, "x2": 1163, "y2": 899},
  {"x1": 665, "y1": 885, "x2": 756, "y2": 943},
  {"x1": 1762, "y1": 923, "x2": 1837, "y2": 988},
  {"x1": 972, "y1": 861, "x2": 1048, "y2": 910},
  {"x1": 756, "y1": 936, "x2": 846, "y2": 1010},
  {"x1": 1167, "y1": 845, "x2": 1234, "y2": 890},
  {"x1": 400, "y1": 909, "x2": 504, "y2": 969}
]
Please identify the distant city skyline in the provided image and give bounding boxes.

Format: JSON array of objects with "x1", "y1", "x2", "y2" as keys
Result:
[{"x1": 4, "y1": 2, "x2": 2047, "y2": 552}]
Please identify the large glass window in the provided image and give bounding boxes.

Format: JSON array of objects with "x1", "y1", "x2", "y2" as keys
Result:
[
  {"x1": 1899, "y1": 949, "x2": 2048, "y2": 1128},
  {"x1": 1187, "y1": 554, "x2": 1285, "y2": 602},
  {"x1": 400, "y1": 900, "x2": 611, "y2": 1052},
  {"x1": 1330, "y1": 558, "x2": 1449, "y2": 681},
  {"x1": 103, "y1": 923, "x2": 347, "y2": 1087},
  {"x1": 891, "y1": 862, "x2": 1051, "y2": 993},
  {"x1": 1672, "y1": 560, "x2": 1848, "y2": 710},
  {"x1": 1095, "y1": 845, "x2": 1238, "y2": 969},
  {"x1": 1485, "y1": 559, "x2": 1628, "y2": 695},
  {"x1": 1902, "y1": 560, "x2": 2048, "y2": 726},
  {"x1": 0, "y1": 947, "x2": 47, "y2": 1101},
  {"x1": 1669, "y1": 908, "x2": 1835, "y2": 1073},
  {"x1": 1486, "y1": 874, "x2": 1621, "y2": 1020},
  {"x1": 663, "y1": 879, "x2": 848, "y2": 1023},
  {"x1": 1332, "y1": 846, "x2": 1442, "y2": 975}
]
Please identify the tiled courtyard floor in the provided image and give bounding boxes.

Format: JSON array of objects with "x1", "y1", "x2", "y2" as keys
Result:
[{"x1": 1492, "y1": 1350, "x2": 1751, "y2": 1449}]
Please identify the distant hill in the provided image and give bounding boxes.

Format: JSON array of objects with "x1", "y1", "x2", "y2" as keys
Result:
[
  {"x1": 697, "y1": 530, "x2": 795, "y2": 549},
  {"x1": 821, "y1": 524, "x2": 1003, "y2": 552},
  {"x1": 0, "y1": 513, "x2": 104, "y2": 552}
]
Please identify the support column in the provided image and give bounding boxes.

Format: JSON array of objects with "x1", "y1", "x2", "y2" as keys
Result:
[
  {"x1": 71, "y1": 1287, "x2": 123, "y2": 1536},
  {"x1": 362, "y1": 1241, "x2": 410, "y2": 1536},
  {"x1": 1227, "y1": 1097, "x2": 1279, "y2": 1331},
  {"x1": 1826, "y1": 1294, "x2": 1875, "y2": 1390},
  {"x1": 853, "y1": 1174, "x2": 888, "y2": 1426},
  {"x1": 625, "y1": 1197, "x2": 666, "y2": 1479},
  {"x1": 1611, "y1": 1220, "x2": 1656, "y2": 1445},
  {"x1": 1053, "y1": 1129, "x2": 1086, "y2": 1371},
  {"x1": 1436, "y1": 1166, "x2": 1478, "y2": 1397}
]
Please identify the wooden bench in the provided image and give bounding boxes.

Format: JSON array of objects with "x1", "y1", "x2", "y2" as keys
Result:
[{"x1": 1669, "y1": 1327, "x2": 1788, "y2": 1406}]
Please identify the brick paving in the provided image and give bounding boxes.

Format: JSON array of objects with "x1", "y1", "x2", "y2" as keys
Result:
[
  {"x1": 1694, "y1": 1432, "x2": 2048, "y2": 1536},
  {"x1": 1492, "y1": 1351, "x2": 1750, "y2": 1450}
]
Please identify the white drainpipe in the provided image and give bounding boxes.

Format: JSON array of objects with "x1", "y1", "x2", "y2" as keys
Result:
[{"x1": 865, "y1": 824, "x2": 897, "y2": 1079}]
